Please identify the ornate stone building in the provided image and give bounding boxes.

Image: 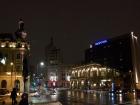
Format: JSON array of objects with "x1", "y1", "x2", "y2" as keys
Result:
[
  {"x1": 0, "y1": 19, "x2": 30, "y2": 92},
  {"x1": 45, "y1": 37, "x2": 71, "y2": 88},
  {"x1": 70, "y1": 63, "x2": 121, "y2": 90}
]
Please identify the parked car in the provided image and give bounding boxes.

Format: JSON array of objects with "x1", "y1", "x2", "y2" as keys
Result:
[{"x1": 0, "y1": 88, "x2": 9, "y2": 95}]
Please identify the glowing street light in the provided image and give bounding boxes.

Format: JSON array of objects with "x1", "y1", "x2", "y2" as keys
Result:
[
  {"x1": 10, "y1": 62, "x2": 14, "y2": 88},
  {"x1": 36, "y1": 61, "x2": 45, "y2": 76},
  {"x1": 40, "y1": 62, "x2": 44, "y2": 66},
  {"x1": 6, "y1": 72, "x2": 11, "y2": 75},
  {"x1": 36, "y1": 61, "x2": 46, "y2": 91},
  {"x1": 10, "y1": 62, "x2": 14, "y2": 66}
]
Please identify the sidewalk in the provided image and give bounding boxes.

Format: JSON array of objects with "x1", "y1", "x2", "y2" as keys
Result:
[
  {"x1": 0, "y1": 94, "x2": 63, "y2": 105},
  {"x1": 0, "y1": 93, "x2": 21, "y2": 105}
]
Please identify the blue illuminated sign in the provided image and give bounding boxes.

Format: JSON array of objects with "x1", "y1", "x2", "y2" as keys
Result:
[{"x1": 95, "y1": 40, "x2": 108, "y2": 46}]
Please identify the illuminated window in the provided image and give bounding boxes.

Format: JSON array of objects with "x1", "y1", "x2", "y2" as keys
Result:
[
  {"x1": 81, "y1": 81, "x2": 84, "y2": 85},
  {"x1": 50, "y1": 75, "x2": 57, "y2": 81},
  {"x1": 67, "y1": 76, "x2": 70, "y2": 81},
  {"x1": 22, "y1": 44, "x2": 25, "y2": 48},
  {"x1": 90, "y1": 71, "x2": 93, "y2": 77},
  {"x1": 78, "y1": 71, "x2": 80, "y2": 77},
  {"x1": 101, "y1": 71, "x2": 105, "y2": 76},
  {"x1": 1, "y1": 43, "x2": 6, "y2": 47},
  {"x1": 90, "y1": 44, "x2": 92, "y2": 48}
]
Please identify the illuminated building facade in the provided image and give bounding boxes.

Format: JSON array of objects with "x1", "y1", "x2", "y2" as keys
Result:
[
  {"x1": 70, "y1": 63, "x2": 120, "y2": 90},
  {"x1": 0, "y1": 19, "x2": 30, "y2": 92},
  {"x1": 46, "y1": 65, "x2": 71, "y2": 88},
  {"x1": 85, "y1": 32, "x2": 140, "y2": 89},
  {"x1": 45, "y1": 37, "x2": 71, "y2": 88}
]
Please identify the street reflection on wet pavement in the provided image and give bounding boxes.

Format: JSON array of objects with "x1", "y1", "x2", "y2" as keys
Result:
[
  {"x1": 29, "y1": 89, "x2": 140, "y2": 105},
  {"x1": 57, "y1": 90, "x2": 140, "y2": 105}
]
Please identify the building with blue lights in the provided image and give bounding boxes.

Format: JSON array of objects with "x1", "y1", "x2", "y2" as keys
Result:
[{"x1": 85, "y1": 32, "x2": 140, "y2": 90}]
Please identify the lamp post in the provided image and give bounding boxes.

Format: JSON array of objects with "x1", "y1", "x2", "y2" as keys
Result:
[
  {"x1": 10, "y1": 62, "x2": 14, "y2": 89},
  {"x1": 36, "y1": 61, "x2": 45, "y2": 90},
  {"x1": 131, "y1": 32, "x2": 139, "y2": 89},
  {"x1": 23, "y1": 55, "x2": 29, "y2": 93},
  {"x1": 36, "y1": 61, "x2": 45, "y2": 76}
]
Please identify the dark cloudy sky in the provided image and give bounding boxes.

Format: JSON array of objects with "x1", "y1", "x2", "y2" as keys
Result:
[{"x1": 0, "y1": 0, "x2": 140, "y2": 65}]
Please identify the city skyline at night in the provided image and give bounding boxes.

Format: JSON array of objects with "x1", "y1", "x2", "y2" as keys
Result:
[
  {"x1": 0, "y1": 1, "x2": 140, "y2": 66},
  {"x1": 0, "y1": 1, "x2": 140, "y2": 105}
]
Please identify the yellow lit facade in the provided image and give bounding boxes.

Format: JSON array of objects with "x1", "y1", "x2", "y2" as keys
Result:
[
  {"x1": 70, "y1": 63, "x2": 121, "y2": 90},
  {"x1": 0, "y1": 34, "x2": 30, "y2": 92}
]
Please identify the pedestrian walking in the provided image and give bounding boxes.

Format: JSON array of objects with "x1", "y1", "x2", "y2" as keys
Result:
[
  {"x1": 10, "y1": 88, "x2": 17, "y2": 105},
  {"x1": 19, "y1": 93, "x2": 28, "y2": 105}
]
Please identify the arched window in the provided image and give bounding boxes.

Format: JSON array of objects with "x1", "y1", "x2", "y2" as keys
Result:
[
  {"x1": 1, "y1": 80, "x2": 7, "y2": 88},
  {"x1": 14, "y1": 80, "x2": 20, "y2": 91}
]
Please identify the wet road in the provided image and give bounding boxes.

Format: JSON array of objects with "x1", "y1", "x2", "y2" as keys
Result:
[
  {"x1": 30, "y1": 89, "x2": 140, "y2": 105},
  {"x1": 56, "y1": 90, "x2": 140, "y2": 105}
]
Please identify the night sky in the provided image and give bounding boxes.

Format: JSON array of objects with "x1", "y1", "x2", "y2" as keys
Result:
[{"x1": 0, "y1": 0, "x2": 140, "y2": 65}]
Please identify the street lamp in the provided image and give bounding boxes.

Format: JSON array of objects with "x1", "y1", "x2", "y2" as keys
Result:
[
  {"x1": 10, "y1": 62, "x2": 14, "y2": 89},
  {"x1": 40, "y1": 62, "x2": 44, "y2": 66},
  {"x1": 131, "y1": 32, "x2": 139, "y2": 89},
  {"x1": 36, "y1": 61, "x2": 46, "y2": 91},
  {"x1": 36, "y1": 61, "x2": 45, "y2": 76}
]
